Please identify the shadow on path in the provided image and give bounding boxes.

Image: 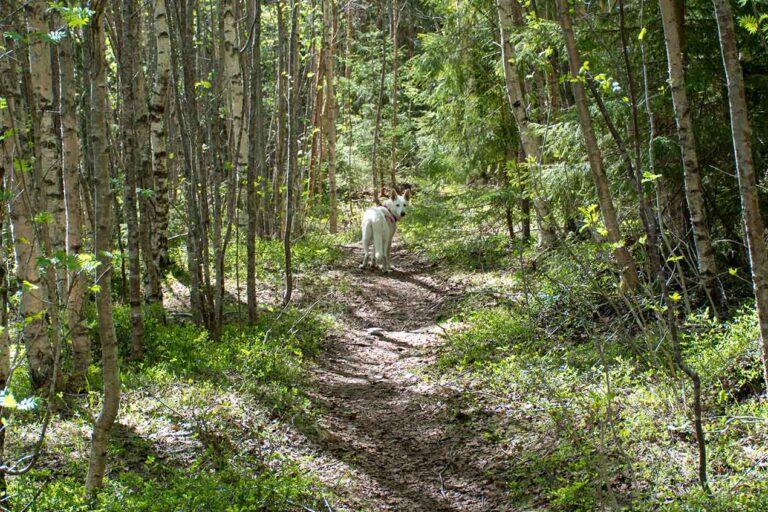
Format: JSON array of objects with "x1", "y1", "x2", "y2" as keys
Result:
[{"x1": 300, "y1": 245, "x2": 512, "y2": 512}]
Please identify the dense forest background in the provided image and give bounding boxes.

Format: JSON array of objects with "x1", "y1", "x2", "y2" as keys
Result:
[{"x1": 1, "y1": 0, "x2": 768, "y2": 509}]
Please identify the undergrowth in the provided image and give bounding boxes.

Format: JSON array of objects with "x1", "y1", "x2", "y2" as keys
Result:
[
  {"x1": 434, "y1": 272, "x2": 768, "y2": 511},
  {"x1": 8, "y1": 295, "x2": 336, "y2": 511}
]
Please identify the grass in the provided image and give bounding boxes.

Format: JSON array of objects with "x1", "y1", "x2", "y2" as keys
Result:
[
  {"x1": 3, "y1": 233, "x2": 343, "y2": 511},
  {"x1": 431, "y1": 271, "x2": 768, "y2": 510}
]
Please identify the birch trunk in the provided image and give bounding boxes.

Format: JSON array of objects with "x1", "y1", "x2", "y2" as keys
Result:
[
  {"x1": 150, "y1": 0, "x2": 172, "y2": 300},
  {"x1": 59, "y1": 24, "x2": 90, "y2": 391},
  {"x1": 495, "y1": 0, "x2": 557, "y2": 248},
  {"x1": 659, "y1": 0, "x2": 722, "y2": 313}
]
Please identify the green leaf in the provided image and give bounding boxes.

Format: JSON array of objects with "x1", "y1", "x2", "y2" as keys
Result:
[
  {"x1": 33, "y1": 212, "x2": 54, "y2": 224},
  {"x1": 669, "y1": 292, "x2": 682, "y2": 302},
  {"x1": 642, "y1": 171, "x2": 662, "y2": 183},
  {"x1": 2, "y1": 394, "x2": 17, "y2": 410},
  {"x1": 739, "y1": 15, "x2": 759, "y2": 34},
  {"x1": 13, "y1": 158, "x2": 30, "y2": 173}
]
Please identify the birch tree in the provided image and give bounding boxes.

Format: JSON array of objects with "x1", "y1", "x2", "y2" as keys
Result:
[
  {"x1": 659, "y1": 0, "x2": 722, "y2": 314},
  {"x1": 149, "y1": 0, "x2": 172, "y2": 301},
  {"x1": 495, "y1": 0, "x2": 557, "y2": 248}
]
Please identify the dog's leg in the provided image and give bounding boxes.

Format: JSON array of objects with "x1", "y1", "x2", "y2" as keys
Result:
[
  {"x1": 374, "y1": 227, "x2": 387, "y2": 271},
  {"x1": 381, "y1": 231, "x2": 392, "y2": 273},
  {"x1": 360, "y1": 222, "x2": 372, "y2": 268}
]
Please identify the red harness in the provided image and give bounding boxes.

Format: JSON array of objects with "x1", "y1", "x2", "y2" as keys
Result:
[{"x1": 380, "y1": 205, "x2": 397, "y2": 224}]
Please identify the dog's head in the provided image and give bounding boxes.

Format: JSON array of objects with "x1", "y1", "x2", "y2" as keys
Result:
[{"x1": 383, "y1": 189, "x2": 410, "y2": 220}]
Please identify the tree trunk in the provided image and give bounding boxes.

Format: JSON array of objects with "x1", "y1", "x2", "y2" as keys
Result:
[
  {"x1": 118, "y1": 0, "x2": 146, "y2": 360},
  {"x1": 370, "y1": 0, "x2": 387, "y2": 204},
  {"x1": 18, "y1": 0, "x2": 56, "y2": 392},
  {"x1": 495, "y1": 0, "x2": 557, "y2": 248},
  {"x1": 169, "y1": 0, "x2": 205, "y2": 325},
  {"x1": 555, "y1": 0, "x2": 639, "y2": 290},
  {"x1": 617, "y1": 0, "x2": 662, "y2": 281},
  {"x1": 659, "y1": 0, "x2": 722, "y2": 314},
  {"x1": 323, "y1": 0, "x2": 339, "y2": 233},
  {"x1": 59, "y1": 21, "x2": 90, "y2": 391},
  {"x1": 713, "y1": 0, "x2": 768, "y2": 391},
  {"x1": 247, "y1": 0, "x2": 265, "y2": 323},
  {"x1": 389, "y1": 0, "x2": 399, "y2": 189},
  {"x1": 86, "y1": 0, "x2": 121, "y2": 492},
  {"x1": 148, "y1": 0, "x2": 173, "y2": 306},
  {"x1": 308, "y1": 41, "x2": 325, "y2": 204},
  {"x1": 274, "y1": 0, "x2": 289, "y2": 237},
  {"x1": 283, "y1": 0, "x2": 301, "y2": 306}
]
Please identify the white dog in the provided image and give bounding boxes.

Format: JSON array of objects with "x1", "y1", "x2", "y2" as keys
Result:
[{"x1": 360, "y1": 190, "x2": 410, "y2": 272}]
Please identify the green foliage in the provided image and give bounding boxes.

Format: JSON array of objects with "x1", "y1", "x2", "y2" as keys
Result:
[
  {"x1": 113, "y1": 305, "x2": 331, "y2": 415},
  {"x1": 11, "y1": 463, "x2": 320, "y2": 512},
  {"x1": 433, "y1": 249, "x2": 768, "y2": 509},
  {"x1": 684, "y1": 306, "x2": 765, "y2": 408},
  {"x1": 437, "y1": 306, "x2": 533, "y2": 368},
  {"x1": 399, "y1": 186, "x2": 523, "y2": 270}
]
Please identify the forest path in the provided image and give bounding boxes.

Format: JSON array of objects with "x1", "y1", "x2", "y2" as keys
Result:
[{"x1": 301, "y1": 244, "x2": 512, "y2": 511}]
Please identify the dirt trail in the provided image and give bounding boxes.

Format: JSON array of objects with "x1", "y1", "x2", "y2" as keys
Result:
[{"x1": 303, "y1": 245, "x2": 512, "y2": 511}]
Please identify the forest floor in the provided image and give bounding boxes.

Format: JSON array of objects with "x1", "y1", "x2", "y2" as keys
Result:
[{"x1": 294, "y1": 244, "x2": 515, "y2": 512}]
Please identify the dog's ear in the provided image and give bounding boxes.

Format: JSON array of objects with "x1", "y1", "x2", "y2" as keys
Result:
[
  {"x1": 404, "y1": 189, "x2": 411, "y2": 201},
  {"x1": 389, "y1": 189, "x2": 397, "y2": 201}
]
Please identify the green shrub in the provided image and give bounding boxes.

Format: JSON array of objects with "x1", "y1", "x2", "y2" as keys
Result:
[{"x1": 11, "y1": 463, "x2": 321, "y2": 512}]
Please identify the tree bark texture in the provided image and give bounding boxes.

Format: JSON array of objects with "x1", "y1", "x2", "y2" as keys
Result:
[
  {"x1": 86, "y1": 0, "x2": 121, "y2": 492},
  {"x1": 555, "y1": 0, "x2": 640, "y2": 290},
  {"x1": 660, "y1": 0, "x2": 722, "y2": 313}
]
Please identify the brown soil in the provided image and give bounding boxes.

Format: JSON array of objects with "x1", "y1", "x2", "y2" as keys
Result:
[{"x1": 302, "y1": 244, "x2": 513, "y2": 511}]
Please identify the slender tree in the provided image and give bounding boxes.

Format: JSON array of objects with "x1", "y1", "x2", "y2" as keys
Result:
[
  {"x1": 117, "y1": 0, "x2": 146, "y2": 360},
  {"x1": 713, "y1": 0, "x2": 768, "y2": 389},
  {"x1": 555, "y1": 0, "x2": 639, "y2": 290},
  {"x1": 495, "y1": 0, "x2": 558, "y2": 248},
  {"x1": 283, "y1": 0, "x2": 301, "y2": 305},
  {"x1": 389, "y1": 0, "x2": 399, "y2": 189},
  {"x1": 322, "y1": 0, "x2": 339, "y2": 233},
  {"x1": 274, "y1": 0, "x2": 289, "y2": 236},
  {"x1": 659, "y1": 0, "x2": 722, "y2": 314},
  {"x1": 246, "y1": 0, "x2": 265, "y2": 322},
  {"x1": 17, "y1": 0, "x2": 56, "y2": 392},
  {"x1": 86, "y1": 0, "x2": 121, "y2": 491},
  {"x1": 59, "y1": 16, "x2": 90, "y2": 390},
  {"x1": 370, "y1": 0, "x2": 387, "y2": 204}
]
